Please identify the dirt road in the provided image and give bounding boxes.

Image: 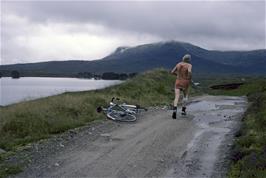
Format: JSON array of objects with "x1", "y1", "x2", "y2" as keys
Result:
[{"x1": 15, "y1": 95, "x2": 247, "y2": 178}]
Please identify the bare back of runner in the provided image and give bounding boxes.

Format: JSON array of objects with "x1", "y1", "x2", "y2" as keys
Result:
[{"x1": 171, "y1": 54, "x2": 192, "y2": 119}]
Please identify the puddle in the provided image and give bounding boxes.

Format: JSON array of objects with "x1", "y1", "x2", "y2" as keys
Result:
[
  {"x1": 188, "y1": 101, "x2": 217, "y2": 111},
  {"x1": 188, "y1": 96, "x2": 246, "y2": 113}
]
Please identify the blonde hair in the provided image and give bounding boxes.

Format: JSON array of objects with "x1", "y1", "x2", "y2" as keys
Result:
[{"x1": 182, "y1": 54, "x2": 191, "y2": 63}]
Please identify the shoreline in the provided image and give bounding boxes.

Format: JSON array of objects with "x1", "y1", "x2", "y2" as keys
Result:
[{"x1": 0, "y1": 77, "x2": 122, "y2": 107}]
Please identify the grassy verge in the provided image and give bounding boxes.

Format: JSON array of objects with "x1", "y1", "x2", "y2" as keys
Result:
[
  {"x1": 0, "y1": 150, "x2": 23, "y2": 178},
  {"x1": 206, "y1": 79, "x2": 266, "y2": 177}
]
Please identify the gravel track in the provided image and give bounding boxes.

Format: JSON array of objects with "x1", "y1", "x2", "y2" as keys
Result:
[{"x1": 14, "y1": 95, "x2": 247, "y2": 178}]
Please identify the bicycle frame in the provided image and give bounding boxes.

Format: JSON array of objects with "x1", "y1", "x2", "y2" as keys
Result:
[
  {"x1": 109, "y1": 102, "x2": 137, "y2": 115},
  {"x1": 97, "y1": 97, "x2": 147, "y2": 122}
]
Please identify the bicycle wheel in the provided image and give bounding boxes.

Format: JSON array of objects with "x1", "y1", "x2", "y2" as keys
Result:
[
  {"x1": 125, "y1": 105, "x2": 147, "y2": 113},
  {"x1": 107, "y1": 110, "x2": 137, "y2": 122}
]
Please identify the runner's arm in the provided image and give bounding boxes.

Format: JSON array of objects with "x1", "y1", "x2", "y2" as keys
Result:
[
  {"x1": 171, "y1": 64, "x2": 178, "y2": 76},
  {"x1": 188, "y1": 65, "x2": 192, "y2": 80}
]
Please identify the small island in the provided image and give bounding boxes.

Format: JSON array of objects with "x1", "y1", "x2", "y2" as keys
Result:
[{"x1": 11, "y1": 70, "x2": 20, "y2": 79}]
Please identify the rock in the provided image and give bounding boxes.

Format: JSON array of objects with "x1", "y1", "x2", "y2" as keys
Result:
[
  {"x1": 0, "y1": 148, "x2": 6, "y2": 154},
  {"x1": 162, "y1": 106, "x2": 168, "y2": 110},
  {"x1": 24, "y1": 145, "x2": 32, "y2": 150},
  {"x1": 101, "y1": 133, "x2": 111, "y2": 137},
  {"x1": 55, "y1": 163, "x2": 60, "y2": 167},
  {"x1": 59, "y1": 143, "x2": 65, "y2": 148},
  {"x1": 69, "y1": 130, "x2": 77, "y2": 134}
]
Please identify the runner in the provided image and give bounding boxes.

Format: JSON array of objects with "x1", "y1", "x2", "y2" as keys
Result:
[{"x1": 171, "y1": 54, "x2": 192, "y2": 119}]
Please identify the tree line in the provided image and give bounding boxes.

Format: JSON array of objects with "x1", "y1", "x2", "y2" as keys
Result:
[
  {"x1": 77, "y1": 72, "x2": 137, "y2": 80},
  {"x1": 0, "y1": 70, "x2": 137, "y2": 80},
  {"x1": 0, "y1": 70, "x2": 20, "y2": 79}
]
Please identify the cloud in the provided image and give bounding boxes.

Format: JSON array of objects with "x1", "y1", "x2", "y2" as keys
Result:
[
  {"x1": 1, "y1": 1, "x2": 265, "y2": 64},
  {"x1": 1, "y1": 13, "x2": 160, "y2": 64}
]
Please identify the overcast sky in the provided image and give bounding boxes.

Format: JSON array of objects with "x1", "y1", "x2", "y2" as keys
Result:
[{"x1": 1, "y1": 0, "x2": 265, "y2": 64}]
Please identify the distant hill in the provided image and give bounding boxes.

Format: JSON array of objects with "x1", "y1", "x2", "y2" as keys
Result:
[{"x1": 1, "y1": 41, "x2": 265, "y2": 77}]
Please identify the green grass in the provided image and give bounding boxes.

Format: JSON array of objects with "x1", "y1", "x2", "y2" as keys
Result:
[
  {"x1": 0, "y1": 151, "x2": 22, "y2": 178},
  {"x1": 205, "y1": 78, "x2": 266, "y2": 96},
  {"x1": 0, "y1": 164, "x2": 22, "y2": 178}
]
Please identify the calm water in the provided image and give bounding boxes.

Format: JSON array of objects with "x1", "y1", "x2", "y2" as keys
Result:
[{"x1": 0, "y1": 77, "x2": 122, "y2": 106}]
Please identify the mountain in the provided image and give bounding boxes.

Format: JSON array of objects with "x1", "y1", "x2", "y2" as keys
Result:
[{"x1": 0, "y1": 41, "x2": 265, "y2": 77}]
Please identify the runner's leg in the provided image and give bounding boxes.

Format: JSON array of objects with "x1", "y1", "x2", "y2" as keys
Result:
[
  {"x1": 183, "y1": 88, "x2": 189, "y2": 107},
  {"x1": 174, "y1": 88, "x2": 180, "y2": 107},
  {"x1": 172, "y1": 88, "x2": 180, "y2": 119},
  {"x1": 181, "y1": 87, "x2": 189, "y2": 115}
]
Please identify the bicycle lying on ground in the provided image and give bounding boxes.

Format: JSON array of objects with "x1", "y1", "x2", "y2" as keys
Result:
[{"x1": 97, "y1": 97, "x2": 147, "y2": 122}]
